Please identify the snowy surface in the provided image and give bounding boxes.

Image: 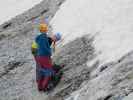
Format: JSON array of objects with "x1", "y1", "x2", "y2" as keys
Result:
[
  {"x1": 0, "y1": 0, "x2": 43, "y2": 24},
  {"x1": 51, "y1": 0, "x2": 133, "y2": 65}
]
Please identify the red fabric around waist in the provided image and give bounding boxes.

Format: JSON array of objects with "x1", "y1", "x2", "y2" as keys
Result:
[{"x1": 35, "y1": 56, "x2": 52, "y2": 68}]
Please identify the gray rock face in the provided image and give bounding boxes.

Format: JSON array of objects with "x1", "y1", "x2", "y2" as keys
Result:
[
  {"x1": 0, "y1": 0, "x2": 65, "y2": 100},
  {"x1": 66, "y1": 51, "x2": 133, "y2": 100},
  {"x1": 49, "y1": 35, "x2": 95, "y2": 99},
  {"x1": 1, "y1": 0, "x2": 133, "y2": 100},
  {"x1": 0, "y1": 0, "x2": 65, "y2": 77}
]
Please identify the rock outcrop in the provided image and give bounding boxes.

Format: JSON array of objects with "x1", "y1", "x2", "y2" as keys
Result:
[{"x1": 1, "y1": 0, "x2": 133, "y2": 100}]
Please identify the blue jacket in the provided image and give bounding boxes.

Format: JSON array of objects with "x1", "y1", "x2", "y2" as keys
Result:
[{"x1": 35, "y1": 33, "x2": 51, "y2": 56}]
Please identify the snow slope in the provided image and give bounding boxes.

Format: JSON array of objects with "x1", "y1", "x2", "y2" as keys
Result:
[
  {"x1": 0, "y1": 0, "x2": 43, "y2": 24},
  {"x1": 51, "y1": 0, "x2": 133, "y2": 65}
]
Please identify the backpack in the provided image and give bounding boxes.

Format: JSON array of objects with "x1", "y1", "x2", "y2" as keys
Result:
[{"x1": 31, "y1": 41, "x2": 38, "y2": 56}]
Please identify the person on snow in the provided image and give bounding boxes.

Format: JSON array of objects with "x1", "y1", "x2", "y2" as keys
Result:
[{"x1": 31, "y1": 23, "x2": 62, "y2": 91}]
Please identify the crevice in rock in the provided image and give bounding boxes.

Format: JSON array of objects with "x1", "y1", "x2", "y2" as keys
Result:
[
  {"x1": 0, "y1": 60, "x2": 25, "y2": 78},
  {"x1": 97, "y1": 94, "x2": 113, "y2": 100},
  {"x1": 103, "y1": 94, "x2": 113, "y2": 100},
  {"x1": 40, "y1": 8, "x2": 49, "y2": 15},
  {"x1": 57, "y1": 2, "x2": 62, "y2": 6},
  {"x1": 2, "y1": 22, "x2": 12, "y2": 29},
  {"x1": 100, "y1": 65, "x2": 108, "y2": 72}
]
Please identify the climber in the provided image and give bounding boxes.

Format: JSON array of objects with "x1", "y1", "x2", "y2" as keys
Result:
[{"x1": 31, "y1": 23, "x2": 62, "y2": 92}]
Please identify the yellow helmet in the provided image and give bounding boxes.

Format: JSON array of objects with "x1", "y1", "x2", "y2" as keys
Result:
[{"x1": 39, "y1": 23, "x2": 48, "y2": 33}]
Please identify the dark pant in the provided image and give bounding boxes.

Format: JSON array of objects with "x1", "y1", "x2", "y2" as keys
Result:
[
  {"x1": 35, "y1": 56, "x2": 54, "y2": 91},
  {"x1": 36, "y1": 62, "x2": 63, "y2": 91},
  {"x1": 36, "y1": 65, "x2": 55, "y2": 91}
]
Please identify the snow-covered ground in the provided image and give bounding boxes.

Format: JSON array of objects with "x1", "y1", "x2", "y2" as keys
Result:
[
  {"x1": 51, "y1": 0, "x2": 133, "y2": 65},
  {"x1": 0, "y1": 0, "x2": 43, "y2": 24}
]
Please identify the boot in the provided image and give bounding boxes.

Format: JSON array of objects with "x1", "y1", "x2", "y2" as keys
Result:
[{"x1": 51, "y1": 71, "x2": 63, "y2": 87}]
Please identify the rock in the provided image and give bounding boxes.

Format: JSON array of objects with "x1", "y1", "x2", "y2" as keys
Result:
[
  {"x1": 1, "y1": 0, "x2": 133, "y2": 100},
  {"x1": 0, "y1": 0, "x2": 65, "y2": 100}
]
